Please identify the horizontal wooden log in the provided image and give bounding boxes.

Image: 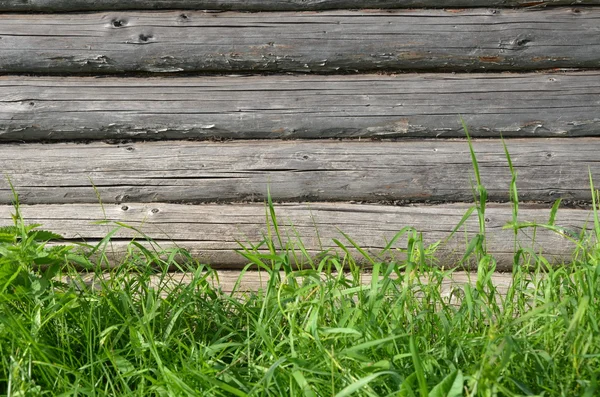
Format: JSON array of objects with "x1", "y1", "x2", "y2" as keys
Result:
[
  {"x1": 0, "y1": 0, "x2": 595, "y2": 12},
  {"x1": 0, "y1": 202, "x2": 592, "y2": 270},
  {"x1": 0, "y1": 8, "x2": 597, "y2": 74},
  {"x1": 1, "y1": 73, "x2": 599, "y2": 141},
  {"x1": 2, "y1": 139, "x2": 599, "y2": 205},
  {"x1": 75, "y1": 271, "x2": 513, "y2": 297}
]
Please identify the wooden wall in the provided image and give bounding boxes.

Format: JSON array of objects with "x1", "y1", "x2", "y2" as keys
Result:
[{"x1": 1, "y1": 0, "x2": 599, "y2": 269}]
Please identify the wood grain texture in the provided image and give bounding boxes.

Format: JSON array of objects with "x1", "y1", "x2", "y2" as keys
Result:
[
  {"x1": 0, "y1": 0, "x2": 595, "y2": 12},
  {"x1": 1, "y1": 73, "x2": 599, "y2": 141},
  {"x1": 2, "y1": 139, "x2": 599, "y2": 205},
  {"x1": 0, "y1": 8, "x2": 597, "y2": 74},
  {"x1": 0, "y1": 202, "x2": 592, "y2": 270}
]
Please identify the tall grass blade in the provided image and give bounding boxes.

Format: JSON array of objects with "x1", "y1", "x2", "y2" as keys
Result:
[
  {"x1": 409, "y1": 336, "x2": 429, "y2": 397},
  {"x1": 460, "y1": 117, "x2": 481, "y2": 187},
  {"x1": 267, "y1": 186, "x2": 284, "y2": 250},
  {"x1": 589, "y1": 169, "x2": 600, "y2": 243},
  {"x1": 548, "y1": 199, "x2": 562, "y2": 227},
  {"x1": 461, "y1": 118, "x2": 487, "y2": 255}
]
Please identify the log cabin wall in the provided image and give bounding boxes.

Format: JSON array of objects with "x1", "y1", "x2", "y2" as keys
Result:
[{"x1": 1, "y1": 1, "x2": 599, "y2": 270}]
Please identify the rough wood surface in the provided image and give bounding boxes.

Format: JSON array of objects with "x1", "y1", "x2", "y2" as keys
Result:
[
  {"x1": 0, "y1": 8, "x2": 597, "y2": 74},
  {"x1": 2, "y1": 139, "x2": 599, "y2": 205},
  {"x1": 0, "y1": 0, "x2": 594, "y2": 12},
  {"x1": 1, "y1": 73, "x2": 599, "y2": 141},
  {"x1": 0, "y1": 202, "x2": 591, "y2": 271}
]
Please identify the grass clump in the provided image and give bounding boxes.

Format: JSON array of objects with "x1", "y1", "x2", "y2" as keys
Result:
[{"x1": 1, "y1": 138, "x2": 600, "y2": 396}]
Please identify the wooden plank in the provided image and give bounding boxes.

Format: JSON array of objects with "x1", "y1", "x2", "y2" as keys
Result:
[
  {"x1": 0, "y1": 0, "x2": 595, "y2": 12},
  {"x1": 75, "y1": 270, "x2": 514, "y2": 297},
  {"x1": 1, "y1": 73, "x2": 599, "y2": 141},
  {"x1": 2, "y1": 139, "x2": 600, "y2": 205},
  {"x1": 0, "y1": 202, "x2": 593, "y2": 270},
  {"x1": 0, "y1": 9, "x2": 597, "y2": 74}
]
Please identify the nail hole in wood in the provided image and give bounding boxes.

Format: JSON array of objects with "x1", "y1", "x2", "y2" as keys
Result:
[
  {"x1": 151, "y1": 208, "x2": 159, "y2": 214},
  {"x1": 121, "y1": 205, "x2": 129, "y2": 211}
]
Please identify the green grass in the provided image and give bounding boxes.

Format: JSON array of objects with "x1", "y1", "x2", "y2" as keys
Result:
[{"x1": 1, "y1": 136, "x2": 600, "y2": 396}]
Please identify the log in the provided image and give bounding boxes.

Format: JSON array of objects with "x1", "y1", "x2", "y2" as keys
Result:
[
  {"x1": 0, "y1": 138, "x2": 600, "y2": 204},
  {"x1": 74, "y1": 270, "x2": 514, "y2": 297},
  {"x1": 2, "y1": 139, "x2": 599, "y2": 205},
  {"x1": 0, "y1": 202, "x2": 592, "y2": 270},
  {"x1": 0, "y1": 0, "x2": 594, "y2": 12},
  {"x1": 0, "y1": 8, "x2": 597, "y2": 74},
  {"x1": 1, "y1": 73, "x2": 599, "y2": 141}
]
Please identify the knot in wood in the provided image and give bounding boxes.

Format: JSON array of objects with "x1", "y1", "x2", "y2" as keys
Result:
[
  {"x1": 138, "y1": 34, "x2": 153, "y2": 43},
  {"x1": 111, "y1": 19, "x2": 126, "y2": 28}
]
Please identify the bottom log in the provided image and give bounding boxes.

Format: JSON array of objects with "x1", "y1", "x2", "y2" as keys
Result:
[
  {"x1": 0, "y1": 202, "x2": 594, "y2": 271},
  {"x1": 71, "y1": 270, "x2": 514, "y2": 297}
]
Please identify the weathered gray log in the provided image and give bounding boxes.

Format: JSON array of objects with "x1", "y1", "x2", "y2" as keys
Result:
[
  {"x1": 76, "y1": 270, "x2": 514, "y2": 297},
  {"x1": 0, "y1": 202, "x2": 591, "y2": 270},
  {"x1": 1, "y1": 73, "x2": 599, "y2": 141},
  {"x1": 2, "y1": 139, "x2": 599, "y2": 205},
  {"x1": 0, "y1": 8, "x2": 597, "y2": 74},
  {"x1": 0, "y1": 0, "x2": 595, "y2": 12}
]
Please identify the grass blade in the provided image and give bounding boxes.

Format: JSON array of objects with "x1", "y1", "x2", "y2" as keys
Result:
[
  {"x1": 334, "y1": 371, "x2": 396, "y2": 397},
  {"x1": 409, "y1": 336, "x2": 429, "y2": 397}
]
